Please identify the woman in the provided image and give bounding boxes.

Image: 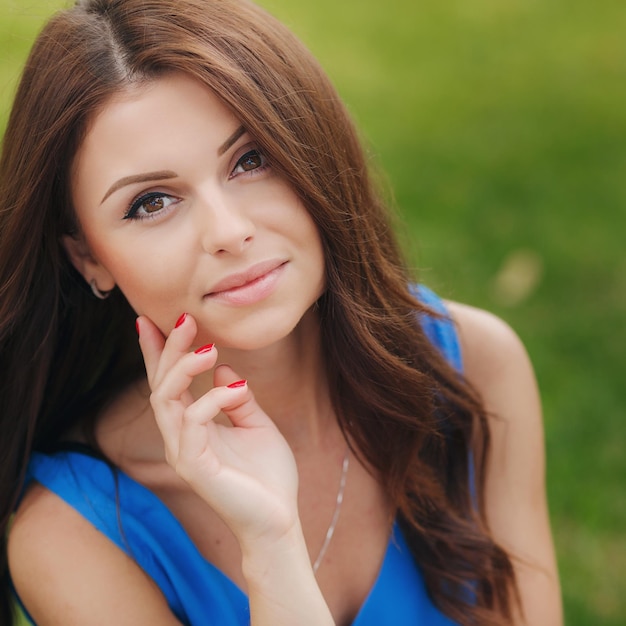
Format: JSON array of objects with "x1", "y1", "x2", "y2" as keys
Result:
[{"x1": 0, "y1": 0, "x2": 561, "y2": 624}]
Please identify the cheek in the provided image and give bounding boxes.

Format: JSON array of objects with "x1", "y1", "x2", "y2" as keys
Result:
[
  {"x1": 300, "y1": 216, "x2": 326, "y2": 273},
  {"x1": 93, "y1": 243, "x2": 190, "y2": 323},
  {"x1": 88, "y1": 229, "x2": 184, "y2": 287}
]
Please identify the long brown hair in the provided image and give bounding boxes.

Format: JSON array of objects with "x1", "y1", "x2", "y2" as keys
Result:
[{"x1": 0, "y1": 1, "x2": 517, "y2": 623}]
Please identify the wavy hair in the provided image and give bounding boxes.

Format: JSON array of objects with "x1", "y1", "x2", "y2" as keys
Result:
[{"x1": 0, "y1": 1, "x2": 517, "y2": 623}]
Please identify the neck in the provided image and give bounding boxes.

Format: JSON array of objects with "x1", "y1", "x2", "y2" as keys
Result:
[
  {"x1": 190, "y1": 309, "x2": 338, "y2": 450},
  {"x1": 94, "y1": 309, "x2": 342, "y2": 466}
]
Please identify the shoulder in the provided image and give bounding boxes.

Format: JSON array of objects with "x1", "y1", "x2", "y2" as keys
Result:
[
  {"x1": 444, "y1": 300, "x2": 543, "y2": 497},
  {"x1": 9, "y1": 483, "x2": 180, "y2": 625},
  {"x1": 444, "y1": 301, "x2": 546, "y2": 486},
  {"x1": 445, "y1": 300, "x2": 534, "y2": 387},
  {"x1": 445, "y1": 301, "x2": 563, "y2": 624},
  {"x1": 444, "y1": 300, "x2": 543, "y2": 488}
]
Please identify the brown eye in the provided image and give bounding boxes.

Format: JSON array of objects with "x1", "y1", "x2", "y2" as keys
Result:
[
  {"x1": 232, "y1": 149, "x2": 267, "y2": 176},
  {"x1": 124, "y1": 192, "x2": 179, "y2": 221},
  {"x1": 143, "y1": 196, "x2": 165, "y2": 213},
  {"x1": 240, "y1": 152, "x2": 263, "y2": 171}
]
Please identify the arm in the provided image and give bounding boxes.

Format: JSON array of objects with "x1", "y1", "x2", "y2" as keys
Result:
[
  {"x1": 447, "y1": 301, "x2": 563, "y2": 626},
  {"x1": 9, "y1": 447, "x2": 330, "y2": 626},
  {"x1": 137, "y1": 313, "x2": 335, "y2": 626},
  {"x1": 10, "y1": 485, "x2": 331, "y2": 626},
  {"x1": 9, "y1": 484, "x2": 182, "y2": 626},
  {"x1": 9, "y1": 312, "x2": 334, "y2": 626}
]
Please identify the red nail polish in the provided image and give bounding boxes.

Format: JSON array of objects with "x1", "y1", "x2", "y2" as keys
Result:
[
  {"x1": 135, "y1": 319, "x2": 141, "y2": 337},
  {"x1": 175, "y1": 313, "x2": 188, "y2": 329},
  {"x1": 194, "y1": 343, "x2": 215, "y2": 355},
  {"x1": 227, "y1": 379, "x2": 247, "y2": 389}
]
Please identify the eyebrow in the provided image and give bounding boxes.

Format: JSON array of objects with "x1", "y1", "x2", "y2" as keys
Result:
[
  {"x1": 100, "y1": 125, "x2": 247, "y2": 204},
  {"x1": 218, "y1": 125, "x2": 246, "y2": 156},
  {"x1": 100, "y1": 171, "x2": 177, "y2": 204}
]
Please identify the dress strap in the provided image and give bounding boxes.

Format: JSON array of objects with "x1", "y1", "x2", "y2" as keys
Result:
[{"x1": 414, "y1": 284, "x2": 463, "y2": 373}]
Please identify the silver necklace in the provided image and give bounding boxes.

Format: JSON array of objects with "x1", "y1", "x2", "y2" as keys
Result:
[{"x1": 312, "y1": 451, "x2": 350, "y2": 574}]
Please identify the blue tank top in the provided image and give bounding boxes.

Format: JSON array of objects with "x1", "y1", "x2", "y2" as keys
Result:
[{"x1": 17, "y1": 286, "x2": 461, "y2": 626}]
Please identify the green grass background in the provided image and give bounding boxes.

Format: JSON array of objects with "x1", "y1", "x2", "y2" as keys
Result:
[{"x1": 2, "y1": 1, "x2": 624, "y2": 624}]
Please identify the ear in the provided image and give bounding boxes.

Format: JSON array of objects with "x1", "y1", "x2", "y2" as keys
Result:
[{"x1": 62, "y1": 233, "x2": 116, "y2": 292}]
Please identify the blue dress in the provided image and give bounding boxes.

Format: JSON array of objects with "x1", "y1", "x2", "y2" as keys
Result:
[{"x1": 17, "y1": 286, "x2": 461, "y2": 625}]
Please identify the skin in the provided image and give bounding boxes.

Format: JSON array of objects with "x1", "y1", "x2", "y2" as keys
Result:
[
  {"x1": 447, "y1": 302, "x2": 563, "y2": 625},
  {"x1": 8, "y1": 74, "x2": 562, "y2": 625}
]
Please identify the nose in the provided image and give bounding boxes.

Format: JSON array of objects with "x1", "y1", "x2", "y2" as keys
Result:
[{"x1": 196, "y1": 188, "x2": 256, "y2": 255}]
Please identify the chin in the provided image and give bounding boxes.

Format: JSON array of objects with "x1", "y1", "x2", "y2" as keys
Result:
[
  {"x1": 201, "y1": 306, "x2": 318, "y2": 353},
  {"x1": 226, "y1": 325, "x2": 299, "y2": 352}
]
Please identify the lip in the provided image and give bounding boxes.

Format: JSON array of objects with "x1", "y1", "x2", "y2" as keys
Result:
[{"x1": 204, "y1": 259, "x2": 287, "y2": 305}]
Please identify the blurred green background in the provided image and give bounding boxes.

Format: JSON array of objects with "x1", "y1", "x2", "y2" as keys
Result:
[{"x1": 2, "y1": 0, "x2": 624, "y2": 624}]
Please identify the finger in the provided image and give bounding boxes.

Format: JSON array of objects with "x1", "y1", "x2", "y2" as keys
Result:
[
  {"x1": 213, "y1": 363, "x2": 241, "y2": 388},
  {"x1": 151, "y1": 344, "x2": 220, "y2": 450},
  {"x1": 221, "y1": 382, "x2": 272, "y2": 430},
  {"x1": 194, "y1": 369, "x2": 273, "y2": 430},
  {"x1": 214, "y1": 365, "x2": 271, "y2": 429},
  {"x1": 151, "y1": 343, "x2": 219, "y2": 410},
  {"x1": 150, "y1": 313, "x2": 200, "y2": 387},
  {"x1": 177, "y1": 382, "x2": 250, "y2": 467},
  {"x1": 136, "y1": 315, "x2": 166, "y2": 384},
  {"x1": 137, "y1": 314, "x2": 185, "y2": 463}
]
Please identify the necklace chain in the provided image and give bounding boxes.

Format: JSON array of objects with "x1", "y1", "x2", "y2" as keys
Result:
[{"x1": 312, "y1": 451, "x2": 350, "y2": 574}]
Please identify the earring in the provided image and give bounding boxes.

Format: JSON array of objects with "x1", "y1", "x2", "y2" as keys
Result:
[{"x1": 90, "y1": 279, "x2": 111, "y2": 300}]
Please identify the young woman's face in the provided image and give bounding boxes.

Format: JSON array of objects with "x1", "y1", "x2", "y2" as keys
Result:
[{"x1": 68, "y1": 73, "x2": 326, "y2": 349}]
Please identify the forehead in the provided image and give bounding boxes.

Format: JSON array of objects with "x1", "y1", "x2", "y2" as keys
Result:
[
  {"x1": 71, "y1": 74, "x2": 239, "y2": 198},
  {"x1": 80, "y1": 73, "x2": 234, "y2": 148}
]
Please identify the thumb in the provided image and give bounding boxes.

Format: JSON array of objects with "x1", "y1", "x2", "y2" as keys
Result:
[
  {"x1": 213, "y1": 363, "x2": 243, "y2": 389},
  {"x1": 214, "y1": 364, "x2": 274, "y2": 430}
]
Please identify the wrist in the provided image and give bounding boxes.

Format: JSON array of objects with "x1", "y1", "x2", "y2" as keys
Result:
[
  {"x1": 240, "y1": 518, "x2": 310, "y2": 586},
  {"x1": 241, "y1": 520, "x2": 335, "y2": 626}
]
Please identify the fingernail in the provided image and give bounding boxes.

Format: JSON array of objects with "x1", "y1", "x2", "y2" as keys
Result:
[
  {"x1": 194, "y1": 343, "x2": 215, "y2": 355},
  {"x1": 227, "y1": 379, "x2": 247, "y2": 389},
  {"x1": 135, "y1": 318, "x2": 141, "y2": 337},
  {"x1": 174, "y1": 313, "x2": 188, "y2": 329}
]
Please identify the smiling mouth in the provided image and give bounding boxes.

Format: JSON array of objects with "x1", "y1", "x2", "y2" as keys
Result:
[{"x1": 205, "y1": 260, "x2": 287, "y2": 305}]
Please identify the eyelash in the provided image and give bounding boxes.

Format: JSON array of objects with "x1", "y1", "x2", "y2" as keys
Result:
[
  {"x1": 229, "y1": 148, "x2": 269, "y2": 179},
  {"x1": 123, "y1": 192, "x2": 180, "y2": 221},
  {"x1": 123, "y1": 147, "x2": 269, "y2": 221}
]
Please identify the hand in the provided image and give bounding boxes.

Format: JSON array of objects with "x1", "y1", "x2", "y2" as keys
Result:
[{"x1": 136, "y1": 314, "x2": 300, "y2": 548}]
